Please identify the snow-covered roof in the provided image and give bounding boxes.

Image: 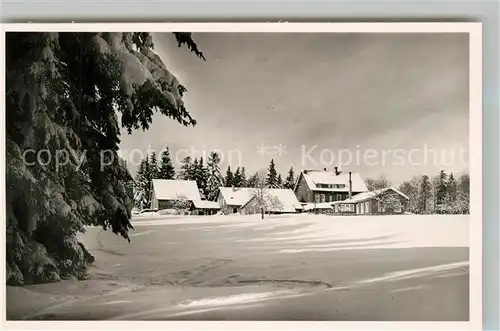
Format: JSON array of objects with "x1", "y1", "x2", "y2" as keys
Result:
[
  {"x1": 241, "y1": 188, "x2": 303, "y2": 213},
  {"x1": 152, "y1": 179, "x2": 201, "y2": 201},
  {"x1": 217, "y1": 187, "x2": 256, "y2": 206},
  {"x1": 303, "y1": 202, "x2": 334, "y2": 211},
  {"x1": 340, "y1": 186, "x2": 409, "y2": 203},
  {"x1": 192, "y1": 200, "x2": 221, "y2": 209},
  {"x1": 298, "y1": 169, "x2": 368, "y2": 193}
]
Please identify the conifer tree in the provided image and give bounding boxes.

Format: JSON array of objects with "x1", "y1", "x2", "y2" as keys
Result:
[
  {"x1": 284, "y1": 166, "x2": 295, "y2": 190},
  {"x1": 122, "y1": 159, "x2": 135, "y2": 202},
  {"x1": 247, "y1": 172, "x2": 260, "y2": 188},
  {"x1": 148, "y1": 151, "x2": 159, "y2": 180},
  {"x1": 6, "y1": 32, "x2": 204, "y2": 285},
  {"x1": 266, "y1": 159, "x2": 279, "y2": 188},
  {"x1": 178, "y1": 156, "x2": 193, "y2": 180},
  {"x1": 458, "y1": 173, "x2": 470, "y2": 198},
  {"x1": 134, "y1": 157, "x2": 147, "y2": 208},
  {"x1": 418, "y1": 175, "x2": 432, "y2": 214},
  {"x1": 233, "y1": 167, "x2": 242, "y2": 187},
  {"x1": 192, "y1": 157, "x2": 199, "y2": 182},
  {"x1": 206, "y1": 152, "x2": 223, "y2": 201},
  {"x1": 240, "y1": 167, "x2": 247, "y2": 187},
  {"x1": 158, "y1": 147, "x2": 175, "y2": 179},
  {"x1": 435, "y1": 170, "x2": 448, "y2": 206},
  {"x1": 192, "y1": 157, "x2": 208, "y2": 196},
  {"x1": 277, "y1": 174, "x2": 283, "y2": 189},
  {"x1": 447, "y1": 172, "x2": 457, "y2": 203},
  {"x1": 457, "y1": 173, "x2": 470, "y2": 214},
  {"x1": 225, "y1": 166, "x2": 235, "y2": 187},
  {"x1": 135, "y1": 154, "x2": 153, "y2": 209},
  {"x1": 199, "y1": 157, "x2": 208, "y2": 194}
]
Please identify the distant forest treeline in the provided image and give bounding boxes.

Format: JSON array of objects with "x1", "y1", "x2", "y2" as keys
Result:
[
  {"x1": 364, "y1": 171, "x2": 469, "y2": 215},
  {"x1": 129, "y1": 149, "x2": 292, "y2": 209},
  {"x1": 128, "y1": 149, "x2": 469, "y2": 215}
]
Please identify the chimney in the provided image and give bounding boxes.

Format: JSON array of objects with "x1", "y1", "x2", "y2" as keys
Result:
[
  {"x1": 348, "y1": 172, "x2": 352, "y2": 199},
  {"x1": 334, "y1": 166, "x2": 339, "y2": 175}
]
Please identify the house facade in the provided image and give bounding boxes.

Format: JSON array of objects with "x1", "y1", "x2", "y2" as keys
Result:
[
  {"x1": 240, "y1": 188, "x2": 303, "y2": 215},
  {"x1": 216, "y1": 187, "x2": 255, "y2": 215},
  {"x1": 150, "y1": 179, "x2": 201, "y2": 210},
  {"x1": 294, "y1": 167, "x2": 368, "y2": 204},
  {"x1": 332, "y1": 187, "x2": 409, "y2": 215}
]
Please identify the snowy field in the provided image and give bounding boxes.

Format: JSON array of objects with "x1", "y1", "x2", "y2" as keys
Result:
[
  {"x1": 7, "y1": 214, "x2": 470, "y2": 321},
  {"x1": 129, "y1": 213, "x2": 469, "y2": 251}
]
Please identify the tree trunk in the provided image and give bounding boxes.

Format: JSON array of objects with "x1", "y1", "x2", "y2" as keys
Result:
[{"x1": 261, "y1": 208, "x2": 264, "y2": 219}]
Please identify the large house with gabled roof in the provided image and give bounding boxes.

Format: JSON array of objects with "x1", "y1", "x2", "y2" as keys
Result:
[{"x1": 294, "y1": 167, "x2": 368, "y2": 204}]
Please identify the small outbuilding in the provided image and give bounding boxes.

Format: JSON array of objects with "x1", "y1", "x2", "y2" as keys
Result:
[
  {"x1": 190, "y1": 200, "x2": 221, "y2": 215},
  {"x1": 333, "y1": 186, "x2": 409, "y2": 215}
]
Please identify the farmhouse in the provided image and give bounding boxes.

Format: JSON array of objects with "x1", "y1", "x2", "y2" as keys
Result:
[
  {"x1": 216, "y1": 187, "x2": 255, "y2": 214},
  {"x1": 190, "y1": 200, "x2": 221, "y2": 215},
  {"x1": 294, "y1": 167, "x2": 368, "y2": 203},
  {"x1": 332, "y1": 186, "x2": 409, "y2": 215},
  {"x1": 240, "y1": 189, "x2": 303, "y2": 215},
  {"x1": 150, "y1": 179, "x2": 201, "y2": 210}
]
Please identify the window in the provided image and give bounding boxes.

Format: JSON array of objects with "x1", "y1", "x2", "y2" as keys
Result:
[
  {"x1": 336, "y1": 194, "x2": 342, "y2": 201},
  {"x1": 365, "y1": 202, "x2": 370, "y2": 213},
  {"x1": 320, "y1": 194, "x2": 325, "y2": 203},
  {"x1": 356, "y1": 204, "x2": 360, "y2": 214},
  {"x1": 315, "y1": 194, "x2": 320, "y2": 203}
]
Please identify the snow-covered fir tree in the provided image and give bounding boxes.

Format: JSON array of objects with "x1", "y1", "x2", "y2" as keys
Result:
[
  {"x1": 192, "y1": 157, "x2": 199, "y2": 181},
  {"x1": 178, "y1": 156, "x2": 193, "y2": 180},
  {"x1": 148, "y1": 151, "x2": 159, "y2": 181},
  {"x1": 206, "y1": 151, "x2": 223, "y2": 201},
  {"x1": 135, "y1": 155, "x2": 152, "y2": 209},
  {"x1": 233, "y1": 167, "x2": 242, "y2": 187},
  {"x1": 240, "y1": 167, "x2": 247, "y2": 187},
  {"x1": 435, "y1": 170, "x2": 448, "y2": 206},
  {"x1": 266, "y1": 159, "x2": 279, "y2": 188},
  {"x1": 418, "y1": 175, "x2": 432, "y2": 214},
  {"x1": 446, "y1": 172, "x2": 457, "y2": 203},
  {"x1": 277, "y1": 174, "x2": 283, "y2": 189},
  {"x1": 193, "y1": 157, "x2": 208, "y2": 197},
  {"x1": 225, "y1": 166, "x2": 235, "y2": 187},
  {"x1": 158, "y1": 147, "x2": 175, "y2": 179},
  {"x1": 284, "y1": 166, "x2": 295, "y2": 189},
  {"x1": 122, "y1": 159, "x2": 135, "y2": 202},
  {"x1": 6, "y1": 32, "x2": 204, "y2": 285},
  {"x1": 247, "y1": 172, "x2": 259, "y2": 188}
]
